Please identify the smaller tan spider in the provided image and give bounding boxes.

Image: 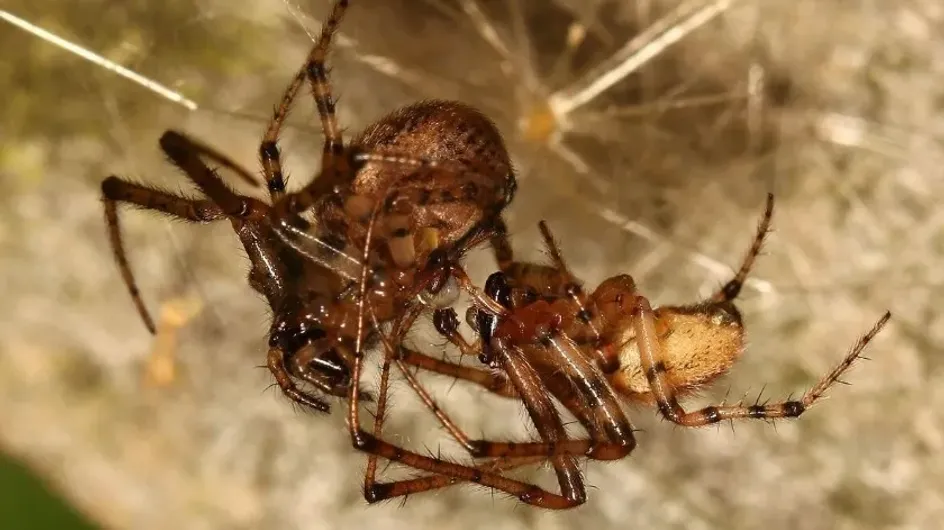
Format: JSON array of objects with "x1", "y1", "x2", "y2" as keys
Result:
[{"x1": 360, "y1": 194, "x2": 891, "y2": 509}]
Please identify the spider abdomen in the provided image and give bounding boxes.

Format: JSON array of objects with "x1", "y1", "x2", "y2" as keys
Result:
[
  {"x1": 609, "y1": 305, "x2": 746, "y2": 403},
  {"x1": 346, "y1": 100, "x2": 516, "y2": 249}
]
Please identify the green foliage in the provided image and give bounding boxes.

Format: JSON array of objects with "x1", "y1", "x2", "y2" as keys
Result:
[{"x1": 0, "y1": 453, "x2": 98, "y2": 530}]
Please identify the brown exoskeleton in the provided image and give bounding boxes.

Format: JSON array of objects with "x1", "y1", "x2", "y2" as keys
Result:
[{"x1": 362, "y1": 194, "x2": 891, "y2": 508}]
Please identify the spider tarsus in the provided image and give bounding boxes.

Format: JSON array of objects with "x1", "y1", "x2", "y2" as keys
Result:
[{"x1": 363, "y1": 482, "x2": 393, "y2": 504}]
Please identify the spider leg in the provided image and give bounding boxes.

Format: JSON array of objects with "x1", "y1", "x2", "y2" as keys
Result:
[
  {"x1": 422, "y1": 309, "x2": 520, "y2": 397},
  {"x1": 390, "y1": 355, "x2": 481, "y2": 454},
  {"x1": 381, "y1": 314, "x2": 514, "y2": 455},
  {"x1": 375, "y1": 346, "x2": 587, "y2": 508},
  {"x1": 159, "y1": 131, "x2": 266, "y2": 219},
  {"x1": 473, "y1": 342, "x2": 586, "y2": 502},
  {"x1": 438, "y1": 272, "x2": 589, "y2": 501},
  {"x1": 537, "y1": 220, "x2": 572, "y2": 274},
  {"x1": 471, "y1": 305, "x2": 635, "y2": 463},
  {"x1": 306, "y1": 0, "x2": 348, "y2": 164},
  {"x1": 459, "y1": 227, "x2": 637, "y2": 456},
  {"x1": 265, "y1": 347, "x2": 331, "y2": 413},
  {"x1": 442, "y1": 263, "x2": 638, "y2": 466},
  {"x1": 339, "y1": 283, "x2": 585, "y2": 508},
  {"x1": 338, "y1": 338, "x2": 585, "y2": 509},
  {"x1": 535, "y1": 221, "x2": 616, "y2": 368},
  {"x1": 295, "y1": 369, "x2": 351, "y2": 399},
  {"x1": 632, "y1": 295, "x2": 890, "y2": 426},
  {"x1": 410, "y1": 305, "x2": 627, "y2": 463},
  {"x1": 101, "y1": 131, "x2": 268, "y2": 338},
  {"x1": 396, "y1": 348, "x2": 517, "y2": 397},
  {"x1": 163, "y1": 130, "x2": 260, "y2": 188},
  {"x1": 260, "y1": 0, "x2": 349, "y2": 201},
  {"x1": 363, "y1": 330, "x2": 396, "y2": 491},
  {"x1": 367, "y1": 308, "x2": 507, "y2": 461},
  {"x1": 101, "y1": 177, "x2": 225, "y2": 333},
  {"x1": 366, "y1": 454, "x2": 550, "y2": 501},
  {"x1": 710, "y1": 193, "x2": 774, "y2": 303},
  {"x1": 483, "y1": 221, "x2": 624, "y2": 376},
  {"x1": 435, "y1": 302, "x2": 635, "y2": 459}
]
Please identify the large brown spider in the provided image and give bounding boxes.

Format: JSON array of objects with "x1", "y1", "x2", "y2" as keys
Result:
[
  {"x1": 358, "y1": 194, "x2": 891, "y2": 508},
  {"x1": 101, "y1": 0, "x2": 514, "y2": 405},
  {"x1": 101, "y1": 0, "x2": 591, "y2": 509}
]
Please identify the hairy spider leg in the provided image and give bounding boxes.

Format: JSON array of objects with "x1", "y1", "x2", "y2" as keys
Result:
[
  {"x1": 266, "y1": 347, "x2": 331, "y2": 413},
  {"x1": 260, "y1": 0, "x2": 349, "y2": 202},
  {"x1": 463, "y1": 271, "x2": 636, "y2": 458},
  {"x1": 710, "y1": 193, "x2": 774, "y2": 303},
  {"x1": 428, "y1": 300, "x2": 635, "y2": 461},
  {"x1": 354, "y1": 334, "x2": 589, "y2": 508},
  {"x1": 513, "y1": 221, "x2": 619, "y2": 370},
  {"x1": 167, "y1": 131, "x2": 263, "y2": 188},
  {"x1": 379, "y1": 266, "x2": 638, "y2": 504},
  {"x1": 363, "y1": 218, "x2": 638, "y2": 494},
  {"x1": 104, "y1": 128, "x2": 347, "y2": 410},
  {"x1": 102, "y1": 130, "x2": 269, "y2": 332}
]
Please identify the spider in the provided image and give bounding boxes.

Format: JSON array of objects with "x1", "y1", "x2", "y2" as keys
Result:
[
  {"x1": 101, "y1": 0, "x2": 515, "y2": 403},
  {"x1": 102, "y1": 0, "x2": 584, "y2": 509},
  {"x1": 357, "y1": 194, "x2": 891, "y2": 508}
]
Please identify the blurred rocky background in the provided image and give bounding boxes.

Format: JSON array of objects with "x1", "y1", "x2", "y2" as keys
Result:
[{"x1": 1, "y1": 0, "x2": 942, "y2": 529}]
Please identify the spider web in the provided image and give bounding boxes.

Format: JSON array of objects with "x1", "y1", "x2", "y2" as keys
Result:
[{"x1": 1, "y1": 0, "x2": 942, "y2": 528}]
